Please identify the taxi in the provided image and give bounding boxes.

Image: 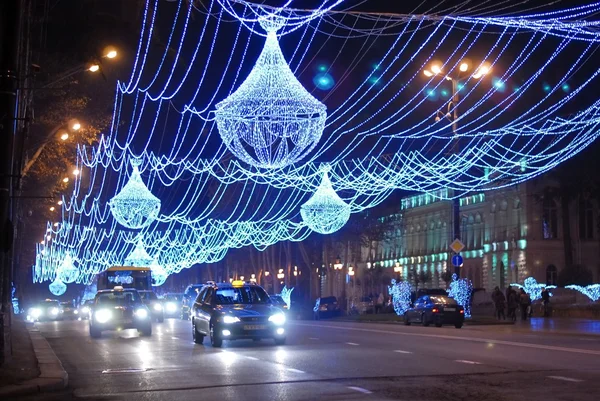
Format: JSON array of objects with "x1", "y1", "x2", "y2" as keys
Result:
[
  {"x1": 89, "y1": 287, "x2": 152, "y2": 338},
  {"x1": 191, "y1": 281, "x2": 287, "y2": 347}
]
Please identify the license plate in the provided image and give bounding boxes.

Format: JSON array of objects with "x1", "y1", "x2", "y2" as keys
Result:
[
  {"x1": 244, "y1": 325, "x2": 266, "y2": 330},
  {"x1": 445, "y1": 308, "x2": 455, "y2": 312}
]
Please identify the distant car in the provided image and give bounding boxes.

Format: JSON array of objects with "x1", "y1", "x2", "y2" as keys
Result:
[
  {"x1": 270, "y1": 295, "x2": 288, "y2": 310},
  {"x1": 404, "y1": 295, "x2": 464, "y2": 328},
  {"x1": 182, "y1": 284, "x2": 205, "y2": 320},
  {"x1": 162, "y1": 293, "x2": 183, "y2": 318},
  {"x1": 89, "y1": 287, "x2": 151, "y2": 338},
  {"x1": 356, "y1": 297, "x2": 374, "y2": 314},
  {"x1": 191, "y1": 281, "x2": 287, "y2": 347},
  {"x1": 78, "y1": 300, "x2": 94, "y2": 320},
  {"x1": 313, "y1": 296, "x2": 340, "y2": 319},
  {"x1": 27, "y1": 299, "x2": 62, "y2": 322},
  {"x1": 60, "y1": 301, "x2": 78, "y2": 320},
  {"x1": 138, "y1": 291, "x2": 164, "y2": 322}
]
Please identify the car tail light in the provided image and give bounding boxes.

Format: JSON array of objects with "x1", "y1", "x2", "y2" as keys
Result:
[
  {"x1": 459, "y1": 309, "x2": 464, "y2": 314},
  {"x1": 432, "y1": 308, "x2": 439, "y2": 313}
]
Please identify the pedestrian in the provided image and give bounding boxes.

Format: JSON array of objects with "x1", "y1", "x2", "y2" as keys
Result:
[
  {"x1": 541, "y1": 287, "x2": 551, "y2": 317},
  {"x1": 519, "y1": 288, "x2": 531, "y2": 321},
  {"x1": 491, "y1": 286, "x2": 506, "y2": 320},
  {"x1": 376, "y1": 292, "x2": 384, "y2": 314},
  {"x1": 507, "y1": 287, "x2": 519, "y2": 322}
]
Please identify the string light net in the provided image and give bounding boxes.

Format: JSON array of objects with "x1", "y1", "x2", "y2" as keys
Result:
[
  {"x1": 301, "y1": 168, "x2": 350, "y2": 234},
  {"x1": 109, "y1": 160, "x2": 161, "y2": 229},
  {"x1": 448, "y1": 273, "x2": 473, "y2": 318},
  {"x1": 214, "y1": 19, "x2": 327, "y2": 169},
  {"x1": 124, "y1": 239, "x2": 155, "y2": 267},
  {"x1": 57, "y1": 253, "x2": 79, "y2": 284},
  {"x1": 565, "y1": 284, "x2": 600, "y2": 302},
  {"x1": 49, "y1": 278, "x2": 67, "y2": 296},
  {"x1": 388, "y1": 279, "x2": 412, "y2": 316}
]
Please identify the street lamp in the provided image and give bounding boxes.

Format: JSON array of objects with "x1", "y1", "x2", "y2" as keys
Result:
[
  {"x1": 73, "y1": 169, "x2": 80, "y2": 176},
  {"x1": 423, "y1": 59, "x2": 492, "y2": 277},
  {"x1": 62, "y1": 177, "x2": 69, "y2": 183},
  {"x1": 88, "y1": 64, "x2": 100, "y2": 72},
  {"x1": 49, "y1": 206, "x2": 55, "y2": 211}
]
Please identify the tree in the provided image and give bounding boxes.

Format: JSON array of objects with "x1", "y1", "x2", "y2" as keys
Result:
[
  {"x1": 441, "y1": 270, "x2": 453, "y2": 288},
  {"x1": 557, "y1": 264, "x2": 593, "y2": 287}
]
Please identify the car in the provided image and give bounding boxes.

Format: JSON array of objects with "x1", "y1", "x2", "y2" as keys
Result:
[
  {"x1": 27, "y1": 299, "x2": 63, "y2": 322},
  {"x1": 191, "y1": 281, "x2": 287, "y2": 347},
  {"x1": 356, "y1": 296, "x2": 374, "y2": 314},
  {"x1": 182, "y1": 284, "x2": 205, "y2": 320},
  {"x1": 60, "y1": 301, "x2": 79, "y2": 320},
  {"x1": 89, "y1": 287, "x2": 152, "y2": 338},
  {"x1": 313, "y1": 296, "x2": 341, "y2": 319},
  {"x1": 138, "y1": 290, "x2": 164, "y2": 322},
  {"x1": 162, "y1": 293, "x2": 183, "y2": 318},
  {"x1": 404, "y1": 295, "x2": 464, "y2": 328},
  {"x1": 269, "y1": 295, "x2": 288, "y2": 310},
  {"x1": 78, "y1": 300, "x2": 94, "y2": 320}
]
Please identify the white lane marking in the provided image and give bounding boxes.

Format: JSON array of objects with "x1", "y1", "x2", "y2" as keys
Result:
[
  {"x1": 309, "y1": 337, "x2": 319, "y2": 340},
  {"x1": 394, "y1": 350, "x2": 413, "y2": 354},
  {"x1": 547, "y1": 376, "x2": 584, "y2": 383},
  {"x1": 295, "y1": 322, "x2": 600, "y2": 356},
  {"x1": 346, "y1": 342, "x2": 359, "y2": 346},
  {"x1": 171, "y1": 337, "x2": 179, "y2": 340},
  {"x1": 245, "y1": 356, "x2": 259, "y2": 361},
  {"x1": 287, "y1": 368, "x2": 305, "y2": 373},
  {"x1": 455, "y1": 360, "x2": 481, "y2": 365},
  {"x1": 348, "y1": 386, "x2": 372, "y2": 394}
]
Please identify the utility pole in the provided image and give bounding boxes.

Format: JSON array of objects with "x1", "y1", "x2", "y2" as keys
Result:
[{"x1": 0, "y1": 0, "x2": 22, "y2": 365}]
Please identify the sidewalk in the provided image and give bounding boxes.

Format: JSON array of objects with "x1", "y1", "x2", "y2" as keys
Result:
[
  {"x1": 333, "y1": 313, "x2": 514, "y2": 326},
  {"x1": 0, "y1": 318, "x2": 68, "y2": 397},
  {"x1": 514, "y1": 317, "x2": 600, "y2": 337}
]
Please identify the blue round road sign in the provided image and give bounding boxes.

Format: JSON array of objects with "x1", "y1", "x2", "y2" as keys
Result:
[{"x1": 452, "y1": 254, "x2": 463, "y2": 267}]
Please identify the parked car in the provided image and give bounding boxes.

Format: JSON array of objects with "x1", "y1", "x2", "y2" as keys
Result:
[
  {"x1": 355, "y1": 296, "x2": 374, "y2": 314},
  {"x1": 60, "y1": 301, "x2": 78, "y2": 320},
  {"x1": 404, "y1": 295, "x2": 464, "y2": 328},
  {"x1": 138, "y1": 290, "x2": 164, "y2": 322},
  {"x1": 182, "y1": 284, "x2": 205, "y2": 320},
  {"x1": 162, "y1": 293, "x2": 183, "y2": 318},
  {"x1": 313, "y1": 296, "x2": 341, "y2": 319}
]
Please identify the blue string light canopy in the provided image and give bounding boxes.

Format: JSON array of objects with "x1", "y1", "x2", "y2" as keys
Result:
[
  {"x1": 109, "y1": 159, "x2": 161, "y2": 229},
  {"x1": 214, "y1": 16, "x2": 327, "y2": 169},
  {"x1": 57, "y1": 253, "x2": 79, "y2": 284},
  {"x1": 301, "y1": 165, "x2": 350, "y2": 234}
]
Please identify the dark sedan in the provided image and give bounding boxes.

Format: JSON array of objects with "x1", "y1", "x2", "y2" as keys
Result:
[
  {"x1": 27, "y1": 299, "x2": 62, "y2": 322},
  {"x1": 162, "y1": 293, "x2": 183, "y2": 318},
  {"x1": 138, "y1": 290, "x2": 164, "y2": 322},
  {"x1": 191, "y1": 281, "x2": 287, "y2": 347},
  {"x1": 60, "y1": 301, "x2": 78, "y2": 320},
  {"x1": 313, "y1": 296, "x2": 340, "y2": 319},
  {"x1": 404, "y1": 295, "x2": 464, "y2": 328},
  {"x1": 89, "y1": 287, "x2": 152, "y2": 338}
]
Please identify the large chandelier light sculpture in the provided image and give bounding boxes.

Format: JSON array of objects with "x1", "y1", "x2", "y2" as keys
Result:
[
  {"x1": 109, "y1": 159, "x2": 161, "y2": 229},
  {"x1": 214, "y1": 17, "x2": 327, "y2": 169},
  {"x1": 301, "y1": 166, "x2": 350, "y2": 234},
  {"x1": 57, "y1": 253, "x2": 79, "y2": 284},
  {"x1": 150, "y1": 259, "x2": 168, "y2": 287},
  {"x1": 124, "y1": 238, "x2": 155, "y2": 267}
]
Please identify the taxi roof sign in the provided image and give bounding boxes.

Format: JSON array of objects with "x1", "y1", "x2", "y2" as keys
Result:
[
  {"x1": 231, "y1": 280, "x2": 245, "y2": 287},
  {"x1": 449, "y1": 239, "x2": 465, "y2": 254}
]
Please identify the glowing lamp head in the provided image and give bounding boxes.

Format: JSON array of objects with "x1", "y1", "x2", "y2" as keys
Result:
[
  {"x1": 60, "y1": 132, "x2": 69, "y2": 141},
  {"x1": 423, "y1": 70, "x2": 433, "y2": 77},
  {"x1": 62, "y1": 177, "x2": 69, "y2": 183},
  {"x1": 459, "y1": 62, "x2": 469, "y2": 72},
  {"x1": 88, "y1": 64, "x2": 99, "y2": 72},
  {"x1": 430, "y1": 64, "x2": 442, "y2": 74},
  {"x1": 106, "y1": 50, "x2": 117, "y2": 59},
  {"x1": 71, "y1": 122, "x2": 81, "y2": 131}
]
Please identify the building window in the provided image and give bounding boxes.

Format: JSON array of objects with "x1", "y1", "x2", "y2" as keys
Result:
[
  {"x1": 542, "y1": 198, "x2": 558, "y2": 239},
  {"x1": 546, "y1": 265, "x2": 557, "y2": 286},
  {"x1": 579, "y1": 199, "x2": 594, "y2": 240}
]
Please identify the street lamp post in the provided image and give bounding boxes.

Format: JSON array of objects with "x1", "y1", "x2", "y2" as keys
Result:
[{"x1": 423, "y1": 60, "x2": 491, "y2": 277}]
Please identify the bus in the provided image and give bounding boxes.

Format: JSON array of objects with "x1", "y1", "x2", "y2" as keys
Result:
[{"x1": 97, "y1": 266, "x2": 152, "y2": 291}]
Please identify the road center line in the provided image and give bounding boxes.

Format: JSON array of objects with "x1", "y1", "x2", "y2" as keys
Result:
[
  {"x1": 309, "y1": 337, "x2": 319, "y2": 340},
  {"x1": 455, "y1": 360, "x2": 481, "y2": 365},
  {"x1": 295, "y1": 322, "x2": 600, "y2": 356},
  {"x1": 346, "y1": 342, "x2": 359, "y2": 346},
  {"x1": 171, "y1": 337, "x2": 179, "y2": 340},
  {"x1": 394, "y1": 350, "x2": 413, "y2": 354},
  {"x1": 348, "y1": 386, "x2": 372, "y2": 394},
  {"x1": 245, "y1": 356, "x2": 259, "y2": 361},
  {"x1": 287, "y1": 368, "x2": 305, "y2": 373},
  {"x1": 547, "y1": 376, "x2": 583, "y2": 383}
]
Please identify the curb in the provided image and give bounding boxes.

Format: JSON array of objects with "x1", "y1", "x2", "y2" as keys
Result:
[{"x1": 0, "y1": 326, "x2": 68, "y2": 397}]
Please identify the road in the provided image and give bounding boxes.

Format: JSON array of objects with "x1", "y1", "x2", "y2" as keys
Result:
[{"x1": 19, "y1": 318, "x2": 600, "y2": 401}]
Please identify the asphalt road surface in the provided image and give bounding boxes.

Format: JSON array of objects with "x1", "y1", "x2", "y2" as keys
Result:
[{"x1": 19, "y1": 318, "x2": 600, "y2": 401}]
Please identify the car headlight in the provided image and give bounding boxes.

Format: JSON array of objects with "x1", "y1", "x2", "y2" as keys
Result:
[
  {"x1": 50, "y1": 307, "x2": 59, "y2": 315},
  {"x1": 135, "y1": 309, "x2": 148, "y2": 319},
  {"x1": 222, "y1": 316, "x2": 240, "y2": 324},
  {"x1": 30, "y1": 308, "x2": 42, "y2": 318},
  {"x1": 95, "y1": 309, "x2": 112, "y2": 324},
  {"x1": 268, "y1": 313, "x2": 286, "y2": 325},
  {"x1": 166, "y1": 302, "x2": 177, "y2": 313},
  {"x1": 81, "y1": 307, "x2": 90, "y2": 314},
  {"x1": 153, "y1": 304, "x2": 163, "y2": 312},
  {"x1": 74, "y1": 310, "x2": 79, "y2": 314}
]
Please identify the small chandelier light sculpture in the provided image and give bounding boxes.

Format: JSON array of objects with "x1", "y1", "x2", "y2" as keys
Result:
[
  {"x1": 214, "y1": 17, "x2": 327, "y2": 169},
  {"x1": 57, "y1": 253, "x2": 79, "y2": 284},
  {"x1": 151, "y1": 260, "x2": 168, "y2": 287},
  {"x1": 301, "y1": 166, "x2": 350, "y2": 234},
  {"x1": 109, "y1": 159, "x2": 161, "y2": 229},
  {"x1": 124, "y1": 238, "x2": 155, "y2": 267},
  {"x1": 49, "y1": 277, "x2": 67, "y2": 296}
]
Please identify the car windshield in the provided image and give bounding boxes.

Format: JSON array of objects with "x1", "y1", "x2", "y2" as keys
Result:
[
  {"x1": 38, "y1": 301, "x2": 59, "y2": 308},
  {"x1": 139, "y1": 292, "x2": 158, "y2": 301},
  {"x1": 185, "y1": 286, "x2": 203, "y2": 298},
  {"x1": 165, "y1": 294, "x2": 182, "y2": 302},
  {"x1": 215, "y1": 286, "x2": 270, "y2": 305},
  {"x1": 430, "y1": 296, "x2": 457, "y2": 305},
  {"x1": 60, "y1": 302, "x2": 73, "y2": 307},
  {"x1": 96, "y1": 291, "x2": 140, "y2": 306}
]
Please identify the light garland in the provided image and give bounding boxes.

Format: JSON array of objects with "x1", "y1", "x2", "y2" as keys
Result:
[
  {"x1": 108, "y1": 160, "x2": 161, "y2": 229},
  {"x1": 448, "y1": 273, "x2": 473, "y2": 318},
  {"x1": 564, "y1": 284, "x2": 600, "y2": 302},
  {"x1": 388, "y1": 279, "x2": 412, "y2": 316},
  {"x1": 510, "y1": 277, "x2": 556, "y2": 301},
  {"x1": 300, "y1": 167, "x2": 350, "y2": 234}
]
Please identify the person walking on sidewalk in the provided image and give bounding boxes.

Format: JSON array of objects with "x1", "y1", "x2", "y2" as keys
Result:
[
  {"x1": 491, "y1": 286, "x2": 506, "y2": 320},
  {"x1": 507, "y1": 286, "x2": 519, "y2": 322},
  {"x1": 519, "y1": 288, "x2": 531, "y2": 321},
  {"x1": 541, "y1": 287, "x2": 551, "y2": 317}
]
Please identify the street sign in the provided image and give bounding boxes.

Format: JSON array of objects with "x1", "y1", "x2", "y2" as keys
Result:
[
  {"x1": 449, "y1": 239, "x2": 465, "y2": 254},
  {"x1": 452, "y1": 254, "x2": 463, "y2": 267}
]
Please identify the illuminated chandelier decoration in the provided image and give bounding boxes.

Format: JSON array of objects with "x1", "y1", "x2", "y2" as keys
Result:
[
  {"x1": 49, "y1": 277, "x2": 67, "y2": 296},
  {"x1": 124, "y1": 238, "x2": 155, "y2": 267},
  {"x1": 109, "y1": 159, "x2": 160, "y2": 229},
  {"x1": 301, "y1": 166, "x2": 350, "y2": 234},
  {"x1": 214, "y1": 17, "x2": 327, "y2": 169},
  {"x1": 57, "y1": 253, "x2": 79, "y2": 284},
  {"x1": 150, "y1": 258, "x2": 168, "y2": 287}
]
